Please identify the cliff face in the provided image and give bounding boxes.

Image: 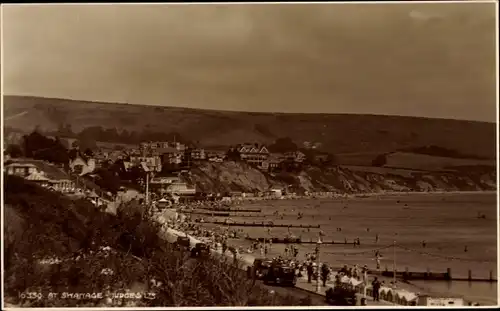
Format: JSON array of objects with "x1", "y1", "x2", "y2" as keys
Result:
[{"x1": 184, "y1": 161, "x2": 497, "y2": 194}]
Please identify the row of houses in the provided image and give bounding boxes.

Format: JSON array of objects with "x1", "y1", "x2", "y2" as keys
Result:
[
  {"x1": 237, "y1": 144, "x2": 307, "y2": 170},
  {"x1": 5, "y1": 159, "x2": 76, "y2": 193},
  {"x1": 64, "y1": 141, "x2": 324, "y2": 186},
  {"x1": 117, "y1": 142, "x2": 309, "y2": 172}
]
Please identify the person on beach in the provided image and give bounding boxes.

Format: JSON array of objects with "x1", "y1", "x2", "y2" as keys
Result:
[
  {"x1": 372, "y1": 277, "x2": 381, "y2": 301},
  {"x1": 229, "y1": 247, "x2": 237, "y2": 264},
  {"x1": 222, "y1": 240, "x2": 227, "y2": 254},
  {"x1": 375, "y1": 234, "x2": 379, "y2": 243},
  {"x1": 334, "y1": 274, "x2": 342, "y2": 288},
  {"x1": 422, "y1": 240, "x2": 426, "y2": 248},
  {"x1": 347, "y1": 267, "x2": 353, "y2": 278},
  {"x1": 284, "y1": 247, "x2": 289, "y2": 257},
  {"x1": 376, "y1": 254, "x2": 381, "y2": 270},
  {"x1": 353, "y1": 265, "x2": 359, "y2": 279},
  {"x1": 259, "y1": 244, "x2": 264, "y2": 256},
  {"x1": 340, "y1": 265, "x2": 348, "y2": 275},
  {"x1": 264, "y1": 245, "x2": 269, "y2": 256}
]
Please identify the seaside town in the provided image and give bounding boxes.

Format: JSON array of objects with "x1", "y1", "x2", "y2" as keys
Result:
[
  {"x1": 3, "y1": 2, "x2": 497, "y2": 309},
  {"x1": 4, "y1": 131, "x2": 495, "y2": 307}
]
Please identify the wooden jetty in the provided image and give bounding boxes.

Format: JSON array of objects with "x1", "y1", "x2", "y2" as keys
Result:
[
  {"x1": 200, "y1": 208, "x2": 262, "y2": 213},
  {"x1": 246, "y1": 237, "x2": 364, "y2": 245},
  {"x1": 182, "y1": 210, "x2": 231, "y2": 217},
  {"x1": 209, "y1": 221, "x2": 320, "y2": 228},
  {"x1": 373, "y1": 267, "x2": 497, "y2": 283}
]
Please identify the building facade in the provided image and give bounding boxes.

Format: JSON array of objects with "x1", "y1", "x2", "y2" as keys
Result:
[{"x1": 238, "y1": 144, "x2": 269, "y2": 168}]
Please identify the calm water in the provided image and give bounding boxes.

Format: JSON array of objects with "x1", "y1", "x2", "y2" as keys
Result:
[{"x1": 203, "y1": 192, "x2": 498, "y2": 305}]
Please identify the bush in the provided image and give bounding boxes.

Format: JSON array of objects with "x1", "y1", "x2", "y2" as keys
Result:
[
  {"x1": 4, "y1": 175, "x2": 306, "y2": 307},
  {"x1": 371, "y1": 154, "x2": 387, "y2": 167}
]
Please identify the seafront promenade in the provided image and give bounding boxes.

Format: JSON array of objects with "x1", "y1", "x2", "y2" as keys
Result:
[{"x1": 161, "y1": 225, "x2": 393, "y2": 306}]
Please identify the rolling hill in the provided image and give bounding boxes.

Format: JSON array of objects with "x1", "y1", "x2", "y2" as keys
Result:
[{"x1": 3, "y1": 95, "x2": 496, "y2": 159}]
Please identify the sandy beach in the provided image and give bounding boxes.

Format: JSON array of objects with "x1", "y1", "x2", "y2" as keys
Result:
[{"x1": 191, "y1": 191, "x2": 497, "y2": 305}]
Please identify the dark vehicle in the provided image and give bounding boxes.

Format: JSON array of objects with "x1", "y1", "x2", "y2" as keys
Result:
[
  {"x1": 325, "y1": 284, "x2": 357, "y2": 306},
  {"x1": 263, "y1": 263, "x2": 297, "y2": 286},
  {"x1": 173, "y1": 236, "x2": 191, "y2": 251},
  {"x1": 191, "y1": 242, "x2": 210, "y2": 258},
  {"x1": 247, "y1": 258, "x2": 273, "y2": 280}
]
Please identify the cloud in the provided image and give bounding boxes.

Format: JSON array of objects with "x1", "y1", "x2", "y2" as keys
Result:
[
  {"x1": 409, "y1": 9, "x2": 443, "y2": 21},
  {"x1": 2, "y1": 3, "x2": 497, "y2": 122}
]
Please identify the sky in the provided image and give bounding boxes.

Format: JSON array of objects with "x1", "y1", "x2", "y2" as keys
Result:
[{"x1": 2, "y1": 2, "x2": 497, "y2": 122}]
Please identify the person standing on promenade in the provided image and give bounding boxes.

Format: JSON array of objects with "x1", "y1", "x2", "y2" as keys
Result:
[
  {"x1": 321, "y1": 263, "x2": 330, "y2": 287},
  {"x1": 372, "y1": 277, "x2": 381, "y2": 301},
  {"x1": 307, "y1": 262, "x2": 314, "y2": 283}
]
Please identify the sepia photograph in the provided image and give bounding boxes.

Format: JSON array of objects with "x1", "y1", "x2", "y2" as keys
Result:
[{"x1": 1, "y1": 1, "x2": 498, "y2": 308}]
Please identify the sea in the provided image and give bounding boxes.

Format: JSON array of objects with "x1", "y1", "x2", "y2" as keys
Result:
[{"x1": 200, "y1": 192, "x2": 498, "y2": 305}]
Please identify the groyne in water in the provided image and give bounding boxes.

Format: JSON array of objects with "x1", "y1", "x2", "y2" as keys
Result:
[
  {"x1": 245, "y1": 237, "x2": 367, "y2": 245},
  {"x1": 375, "y1": 268, "x2": 497, "y2": 283},
  {"x1": 183, "y1": 210, "x2": 231, "y2": 217},
  {"x1": 208, "y1": 221, "x2": 320, "y2": 228},
  {"x1": 199, "y1": 207, "x2": 262, "y2": 213}
]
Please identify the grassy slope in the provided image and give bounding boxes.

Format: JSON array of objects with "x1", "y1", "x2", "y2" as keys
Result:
[
  {"x1": 3, "y1": 95, "x2": 496, "y2": 159},
  {"x1": 3, "y1": 176, "x2": 308, "y2": 307}
]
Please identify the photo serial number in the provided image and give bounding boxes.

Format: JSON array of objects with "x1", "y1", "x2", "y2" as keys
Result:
[{"x1": 18, "y1": 291, "x2": 156, "y2": 300}]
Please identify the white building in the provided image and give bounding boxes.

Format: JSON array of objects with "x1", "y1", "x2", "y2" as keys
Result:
[{"x1": 418, "y1": 295, "x2": 464, "y2": 307}]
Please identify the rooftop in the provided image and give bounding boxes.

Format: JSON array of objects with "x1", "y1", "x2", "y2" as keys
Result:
[{"x1": 7, "y1": 158, "x2": 70, "y2": 181}]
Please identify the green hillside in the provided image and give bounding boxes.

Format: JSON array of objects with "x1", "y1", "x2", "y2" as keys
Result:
[{"x1": 3, "y1": 95, "x2": 496, "y2": 158}]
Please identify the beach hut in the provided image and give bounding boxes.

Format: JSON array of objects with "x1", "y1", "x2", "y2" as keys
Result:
[
  {"x1": 395, "y1": 290, "x2": 418, "y2": 306},
  {"x1": 385, "y1": 288, "x2": 394, "y2": 303},
  {"x1": 379, "y1": 286, "x2": 392, "y2": 301},
  {"x1": 366, "y1": 286, "x2": 373, "y2": 297}
]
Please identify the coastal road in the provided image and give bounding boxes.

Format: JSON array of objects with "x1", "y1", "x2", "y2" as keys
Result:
[{"x1": 258, "y1": 280, "x2": 329, "y2": 306}]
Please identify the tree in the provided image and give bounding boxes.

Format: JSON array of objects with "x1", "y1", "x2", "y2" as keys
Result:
[
  {"x1": 6, "y1": 144, "x2": 24, "y2": 158},
  {"x1": 268, "y1": 137, "x2": 298, "y2": 153},
  {"x1": 94, "y1": 169, "x2": 121, "y2": 194},
  {"x1": 23, "y1": 131, "x2": 69, "y2": 165},
  {"x1": 226, "y1": 147, "x2": 241, "y2": 161},
  {"x1": 372, "y1": 154, "x2": 387, "y2": 167},
  {"x1": 129, "y1": 165, "x2": 146, "y2": 185},
  {"x1": 77, "y1": 137, "x2": 97, "y2": 151},
  {"x1": 320, "y1": 154, "x2": 337, "y2": 167},
  {"x1": 83, "y1": 148, "x2": 94, "y2": 158}
]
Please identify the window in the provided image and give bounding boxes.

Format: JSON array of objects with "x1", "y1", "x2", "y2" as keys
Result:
[{"x1": 73, "y1": 165, "x2": 84, "y2": 174}]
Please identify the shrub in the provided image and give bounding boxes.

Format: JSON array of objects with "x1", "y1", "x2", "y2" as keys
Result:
[{"x1": 4, "y1": 175, "x2": 306, "y2": 307}]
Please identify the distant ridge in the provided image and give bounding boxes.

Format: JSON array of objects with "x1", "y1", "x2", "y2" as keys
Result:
[
  {"x1": 3, "y1": 95, "x2": 496, "y2": 159},
  {"x1": 4, "y1": 95, "x2": 497, "y2": 122}
]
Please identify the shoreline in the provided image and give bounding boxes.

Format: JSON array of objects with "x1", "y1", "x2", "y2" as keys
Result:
[
  {"x1": 225, "y1": 189, "x2": 497, "y2": 205},
  {"x1": 152, "y1": 190, "x2": 497, "y2": 306},
  {"x1": 155, "y1": 216, "x2": 496, "y2": 306}
]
